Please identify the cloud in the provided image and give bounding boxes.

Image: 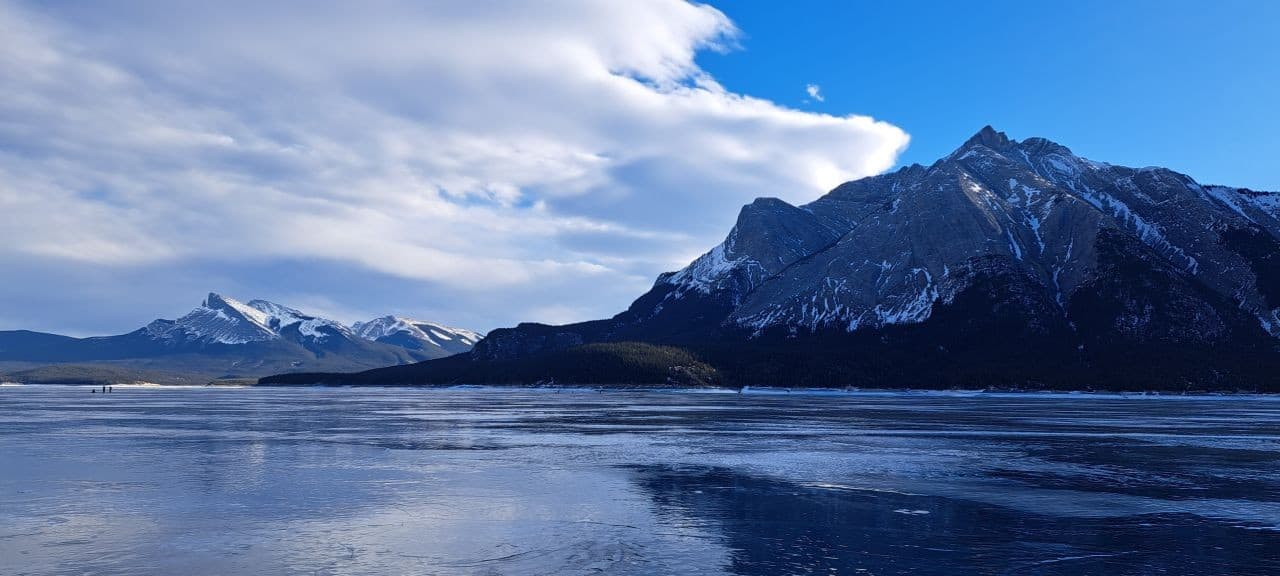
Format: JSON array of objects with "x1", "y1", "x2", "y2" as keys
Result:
[
  {"x1": 806, "y1": 83, "x2": 825, "y2": 102},
  {"x1": 0, "y1": 0, "x2": 908, "y2": 334}
]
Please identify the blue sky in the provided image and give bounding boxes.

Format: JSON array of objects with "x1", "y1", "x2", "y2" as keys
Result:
[
  {"x1": 0, "y1": 0, "x2": 1275, "y2": 336},
  {"x1": 703, "y1": 0, "x2": 1280, "y2": 189}
]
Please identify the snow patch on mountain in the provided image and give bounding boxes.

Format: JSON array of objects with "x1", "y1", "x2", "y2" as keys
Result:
[
  {"x1": 247, "y1": 299, "x2": 349, "y2": 342},
  {"x1": 1248, "y1": 191, "x2": 1280, "y2": 216},
  {"x1": 1206, "y1": 185, "x2": 1280, "y2": 225},
  {"x1": 664, "y1": 243, "x2": 741, "y2": 295},
  {"x1": 353, "y1": 315, "x2": 482, "y2": 350},
  {"x1": 216, "y1": 295, "x2": 273, "y2": 330},
  {"x1": 1203, "y1": 185, "x2": 1258, "y2": 222}
]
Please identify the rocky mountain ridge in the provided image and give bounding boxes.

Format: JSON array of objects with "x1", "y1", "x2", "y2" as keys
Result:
[
  {"x1": 652, "y1": 126, "x2": 1279, "y2": 338},
  {"x1": 269, "y1": 127, "x2": 1280, "y2": 390}
]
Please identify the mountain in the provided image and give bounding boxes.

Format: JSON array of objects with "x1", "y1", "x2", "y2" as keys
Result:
[
  {"x1": 352, "y1": 316, "x2": 482, "y2": 357},
  {"x1": 0, "y1": 293, "x2": 482, "y2": 384},
  {"x1": 267, "y1": 127, "x2": 1280, "y2": 390}
]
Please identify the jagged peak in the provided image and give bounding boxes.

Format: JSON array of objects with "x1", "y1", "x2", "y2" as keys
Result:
[
  {"x1": 746, "y1": 197, "x2": 793, "y2": 209},
  {"x1": 353, "y1": 313, "x2": 398, "y2": 326},
  {"x1": 148, "y1": 292, "x2": 278, "y2": 344},
  {"x1": 202, "y1": 292, "x2": 227, "y2": 308},
  {"x1": 948, "y1": 128, "x2": 1091, "y2": 181},
  {"x1": 735, "y1": 197, "x2": 797, "y2": 222},
  {"x1": 959, "y1": 125, "x2": 1014, "y2": 152},
  {"x1": 197, "y1": 293, "x2": 342, "y2": 339},
  {"x1": 202, "y1": 293, "x2": 270, "y2": 324},
  {"x1": 731, "y1": 198, "x2": 806, "y2": 241}
]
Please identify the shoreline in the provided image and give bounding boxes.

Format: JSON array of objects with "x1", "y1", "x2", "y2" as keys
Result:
[{"x1": 4, "y1": 381, "x2": 1278, "y2": 399}]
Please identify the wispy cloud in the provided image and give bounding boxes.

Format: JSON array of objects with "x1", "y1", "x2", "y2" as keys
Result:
[
  {"x1": 0, "y1": 0, "x2": 908, "y2": 333},
  {"x1": 806, "y1": 83, "x2": 825, "y2": 102}
]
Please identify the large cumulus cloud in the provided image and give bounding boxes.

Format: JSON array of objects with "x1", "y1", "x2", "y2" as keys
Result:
[{"x1": 0, "y1": 0, "x2": 907, "y2": 334}]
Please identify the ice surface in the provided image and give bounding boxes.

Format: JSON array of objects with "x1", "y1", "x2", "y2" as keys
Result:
[{"x1": 1, "y1": 386, "x2": 1277, "y2": 575}]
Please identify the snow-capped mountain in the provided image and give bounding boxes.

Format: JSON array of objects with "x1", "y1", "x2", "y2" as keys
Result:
[
  {"x1": 143, "y1": 293, "x2": 276, "y2": 345},
  {"x1": 459, "y1": 126, "x2": 1280, "y2": 389},
  {"x1": 141, "y1": 293, "x2": 357, "y2": 347},
  {"x1": 352, "y1": 316, "x2": 483, "y2": 357},
  {"x1": 247, "y1": 299, "x2": 353, "y2": 342},
  {"x1": 652, "y1": 126, "x2": 1280, "y2": 337},
  {"x1": 0, "y1": 293, "x2": 481, "y2": 382}
]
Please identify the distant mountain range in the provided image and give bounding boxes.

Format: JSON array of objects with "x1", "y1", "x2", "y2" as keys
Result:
[
  {"x1": 0, "y1": 293, "x2": 481, "y2": 384},
  {"x1": 265, "y1": 127, "x2": 1280, "y2": 391}
]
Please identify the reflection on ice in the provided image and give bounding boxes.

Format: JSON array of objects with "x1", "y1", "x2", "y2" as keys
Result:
[{"x1": 1, "y1": 386, "x2": 1277, "y2": 575}]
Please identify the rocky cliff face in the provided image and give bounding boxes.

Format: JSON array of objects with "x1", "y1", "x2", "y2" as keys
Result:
[{"x1": 470, "y1": 127, "x2": 1280, "y2": 388}]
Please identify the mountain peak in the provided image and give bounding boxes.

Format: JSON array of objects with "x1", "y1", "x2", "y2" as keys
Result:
[
  {"x1": 746, "y1": 197, "x2": 792, "y2": 209},
  {"x1": 152, "y1": 292, "x2": 277, "y2": 345},
  {"x1": 202, "y1": 293, "x2": 269, "y2": 324},
  {"x1": 203, "y1": 292, "x2": 228, "y2": 308},
  {"x1": 352, "y1": 315, "x2": 483, "y2": 354},
  {"x1": 733, "y1": 197, "x2": 799, "y2": 231},
  {"x1": 656, "y1": 126, "x2": 1280, "y2": 341},
  {"x1": 959, "y1": 125, "x2": 1014, "y2": 151}
]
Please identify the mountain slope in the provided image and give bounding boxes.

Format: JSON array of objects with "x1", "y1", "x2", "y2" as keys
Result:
[
  {"x1": 267, "y1": 127, "x2": 1280, "y2": 390},
  {"x1": 1, "y1": 293, "x2": 481, "y2": 383}
]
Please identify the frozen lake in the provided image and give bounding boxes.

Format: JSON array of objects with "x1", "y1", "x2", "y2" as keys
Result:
[{"x1": 2, "y1": 386, "x2": 1278, "y2": 575}]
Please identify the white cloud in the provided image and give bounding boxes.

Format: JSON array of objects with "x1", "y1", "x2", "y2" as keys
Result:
[
  {"x1": 0, "y1": 0, "x2": 908, "y2": 333},
  {"x1": 806, "y1": 83, "x2": 825, "y2": 102}
]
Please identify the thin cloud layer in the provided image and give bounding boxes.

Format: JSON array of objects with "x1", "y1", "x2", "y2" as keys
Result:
[{"x1": 0, "y1": 0, "x2": 908, "y2": 333}]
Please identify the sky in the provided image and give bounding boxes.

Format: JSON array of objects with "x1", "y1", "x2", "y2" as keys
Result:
[{"x1": 1, "y1": 0, "x2": 1276, "y2": 336}]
